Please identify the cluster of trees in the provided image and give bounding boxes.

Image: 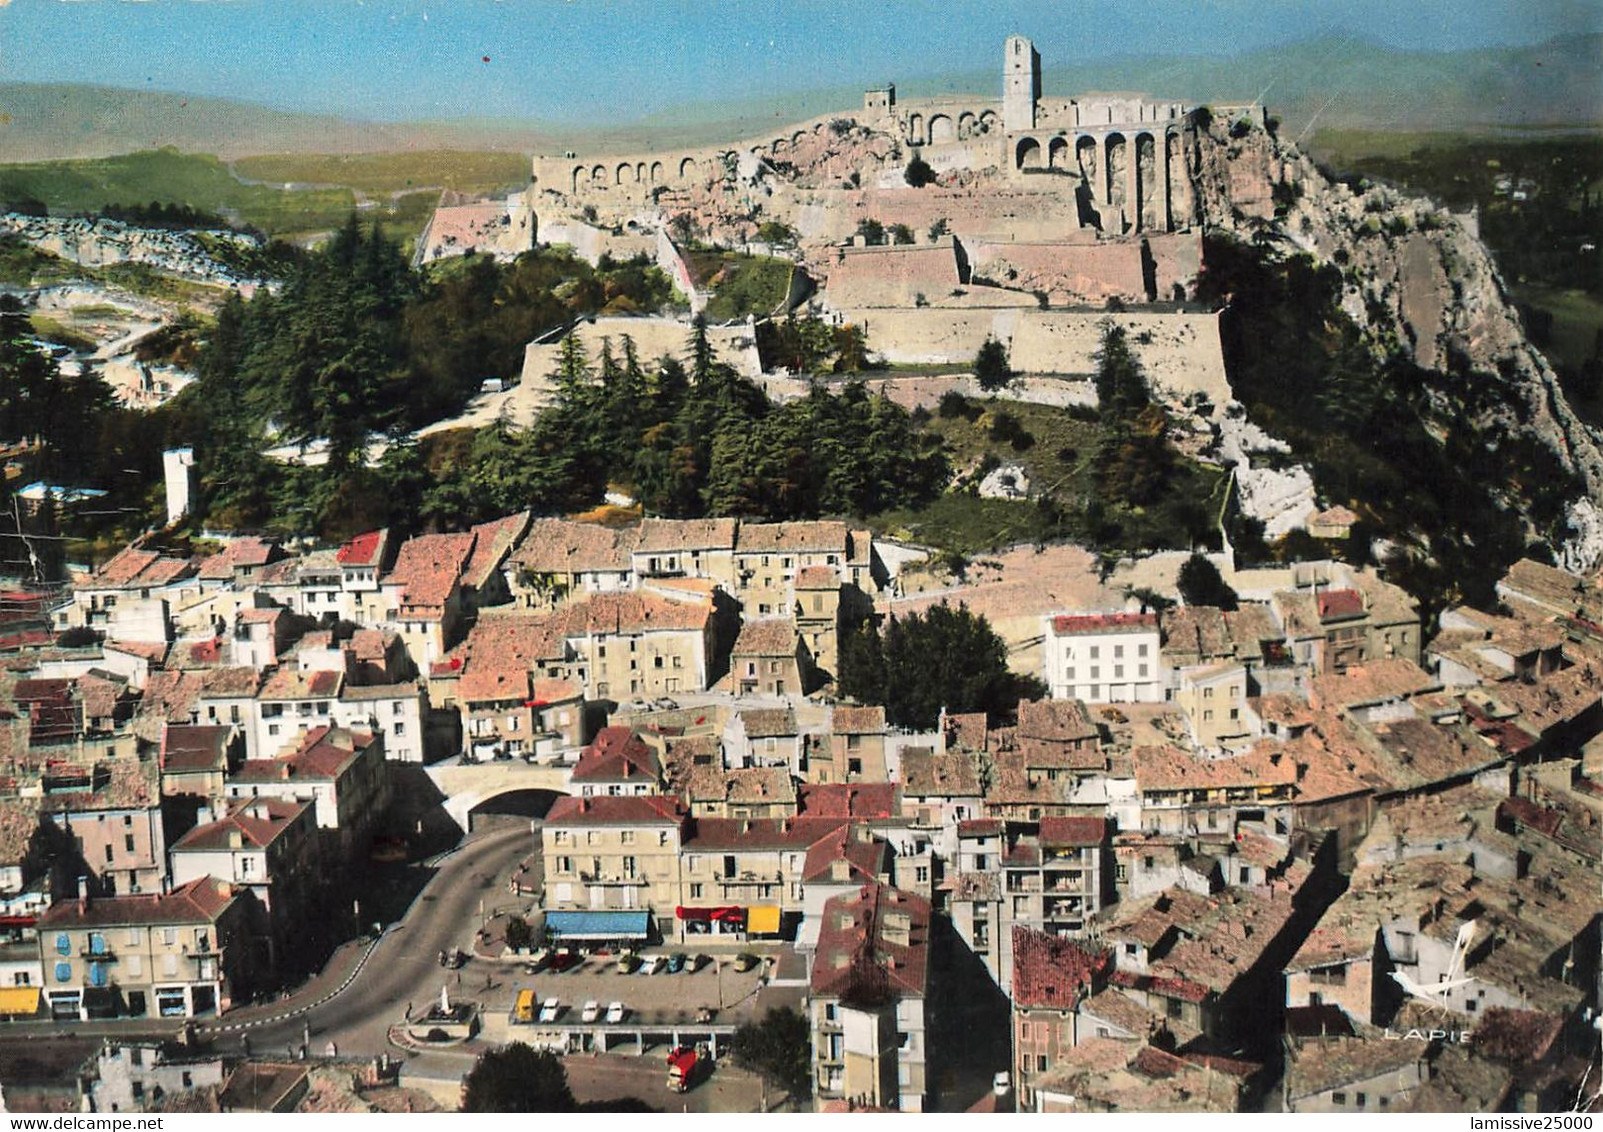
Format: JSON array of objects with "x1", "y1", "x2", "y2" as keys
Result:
[
  {"x1": 1198, "y1": 233, "x2": 1577, "y2": 618},
  {"x1": 838, "y1": 602, "x2": 1044, "y2": 730},
  {"x1": 179, "y1": 217, "x2": 679, "y2": 535},
  {"x1": 461, "y1": 1044, "x2": 653, "y2": 1112},
  {"x1": 853, "y1": 219, "x2": 915, "y2": 247},
  {"x1": 1091, "y1": 322, "x2": 1175, "y2": 508},
  {"x1": 730, "y1": 1006, "x2": 812, "y2": 1101},
  {"x1": 98, "y1": 200, "x2": 228, "y2": 230}
]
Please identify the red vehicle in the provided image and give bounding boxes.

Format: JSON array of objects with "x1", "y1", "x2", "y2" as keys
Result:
[
  {"x1": 665, "y1": 1045, "x2": 708, "y2": 1092},
  {"x1": 548, "y1": 949, "x2": 583, "y2": 973}
]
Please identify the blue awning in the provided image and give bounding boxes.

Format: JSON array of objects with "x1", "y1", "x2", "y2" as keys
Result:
[{"x1": 544, "y1": 910, "x2": 651, "y2": 941}]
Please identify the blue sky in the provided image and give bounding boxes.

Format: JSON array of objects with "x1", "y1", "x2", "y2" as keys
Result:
[{"x1": 2, "y1": 0, "x2": 1599, "y2": 123}]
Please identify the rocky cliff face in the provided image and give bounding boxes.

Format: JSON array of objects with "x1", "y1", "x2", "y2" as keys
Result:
[{"x1": 1186, "y1": 115, "x2": 1603, "y2": 572}]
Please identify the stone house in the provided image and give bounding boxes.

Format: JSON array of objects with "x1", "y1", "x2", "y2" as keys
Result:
[
  {"x1": 223, "y1": 726, "x2": 389, "y2": 866},
  {"x1": 808, "y1": 883, "x2": 930, "y2": 1112},
  {"x1": 540, "y1": 795, "x2": 688, "y2": 940},
  {"x1": 1042, "y1": 611, "x2": 1162, "y2": 703},
  {"x1": 36, "y1": 876, "x2": 265, "y2": 1022},
  {"x1": 730, "y1": 618, "x2": 812, "y2": 697}
]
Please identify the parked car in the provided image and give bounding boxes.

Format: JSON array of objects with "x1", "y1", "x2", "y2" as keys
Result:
[
  {"x1": 581, "y1": 1000, "x2": 601, "y2": 1023},
  {"x1": 733, "y1": 952, "x2": 760, "y2": 973},
  {"x1": 524, "y1": 948, "x2": 551, "y2": 974},
  {"x1": 549, "y1": 949, "x2": 582, "y2": 973},
  {"x1": 538, "y1": 998, "x2": 562, "y2": 1023},
  {"x1": 606, "y1": 1001, "x2": 626, "y2": 1024},
  {"x1": 690, "y1": 953, "x2": 711, "y2": 973},
  {"x1": 652, "y1": 697, "x2": 679, "y2": 711},
  {"x1": 615, "y1": 951, "x2": 640, "y2": 975},
  {"x1": 665, "y1": 952, "x2": 687, "y2": 974},
  {"x1": 643, "y1": 955, "x2": 667, "y2": 975}
]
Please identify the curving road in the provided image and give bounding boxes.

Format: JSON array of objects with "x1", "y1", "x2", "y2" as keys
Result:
[{"x1": 206, "y1": 824, "x2": 534, "y2": 1057}]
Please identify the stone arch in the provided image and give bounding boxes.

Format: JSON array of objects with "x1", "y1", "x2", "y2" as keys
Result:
[
  {"x1": 1048, "y1": 136, "x2": 1070, "y2": 169},
  {"x1": 771, "y1": 138, "x2": 787, "y2": 154},
  {"x1": 591, "y1": 164, "x2": 607, "y2": 184},
  {"x1": 958, "y1": 111, "x2": 977, "y2": 139},
  {"x1": 1135, "y1": 132, "x2": 1158, "y2": 232},
  {"x1": 679, "y1": 156, "x2": 697, "y2": 180},
  {"x1": 649, "y1": 160, "x2": 664, "y2": 183},
  {"x1": 572, "y1": 166, "x2": 585, "y2": 194},
  {"x1": 978, "y1": 109, "x2": 998, "y2": 132},
  {"x1": 1105, "y1": 133, "x2": 1128, "y2": 218},
  {"x1": 617, "y1": 162, "x2": 636, "y2": 185},
  {"x1": 1165, "y1": 130, "x2": 1191, "y2": 229},
  {"x1": 792, "y1": 130, "x2": 808, "y2": 144},
  {"x1": 1016, "y1": 136, "x2": 1044, "y2": 170},
  {"x1": 928, "y1": 113, "x2": 955, "y2": 144},
  {"x1": 636, "y1": 162, "x2": 647, "y2": 182},
  {"x1": 908, "y1": 112, "x2": 924, "y2": 143}
]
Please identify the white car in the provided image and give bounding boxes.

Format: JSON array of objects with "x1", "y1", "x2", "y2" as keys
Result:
[
  {"x1": 581, "y1": 999, "x2": 601, "y2": 1023},
  {"x1": 538, "y1": 998, "x2": 561, "y2": 1023},
  {"x1": 605, "y1": 1001, "x2": 626, "y2": 1024},
  {"x1": 643, "y1": 955, "x2": 667, "y2": 975}
]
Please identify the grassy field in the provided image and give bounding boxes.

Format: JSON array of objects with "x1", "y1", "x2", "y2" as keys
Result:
[
  {"x1": 232, "y1": 149, "x2": 529, "y2": 196},
  {"x1": 683, "y1": 250, "x2": 793, "y2": 321},
  {"x1": 0, "y1": 148, "x2": 519, "y2": 245},
  {"x1": 872, "y1": 398, "x2": 1228, "y2": 557},
  {"x1": 0, "y1": 236, "x2": 80, "y2": 287}
]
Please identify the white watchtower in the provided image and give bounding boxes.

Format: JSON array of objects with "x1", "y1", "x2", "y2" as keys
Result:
[{"x1": 1003, "y1": 35, "x2": 1041, "y2": 131}]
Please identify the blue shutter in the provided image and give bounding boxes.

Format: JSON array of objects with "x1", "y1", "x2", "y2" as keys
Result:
[
  {"x1": 89, "y1": 962, "x2": 108, "y2": 988},
  {"x1": 54, "y1": 933, "x2": 70, "y2": 956},
  {"x1": 54, "y1": 961, "x2": 72, "y2": 983}
]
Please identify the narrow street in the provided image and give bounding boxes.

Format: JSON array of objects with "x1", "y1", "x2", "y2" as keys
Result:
[{"x1": 202, "y1": 823, "x2": 535, "y2": 1056}]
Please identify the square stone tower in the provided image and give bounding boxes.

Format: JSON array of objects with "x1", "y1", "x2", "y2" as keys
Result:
[{"x1": 1003, "y1": 35, "x2": 1040, "y2": 131}]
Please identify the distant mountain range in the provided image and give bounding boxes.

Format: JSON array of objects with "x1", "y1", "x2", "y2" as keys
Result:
[{"x1": 2, "y1": 33, "x2": 1597, "y2": 163}]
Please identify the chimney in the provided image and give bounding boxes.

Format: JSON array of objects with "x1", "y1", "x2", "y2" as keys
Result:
[
  {"x1": 77, "y1": 875, "x2": 90, "y2": 912},
  {"x1": 227, "y1": 828, "x2": 243, "y2": 850}
]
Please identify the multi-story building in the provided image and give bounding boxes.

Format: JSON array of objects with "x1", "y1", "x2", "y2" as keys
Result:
[
  {"x1": 1172, "y1": 660, "x2": 1252, "y2": 752},
  {"x1": 224, "y1": 726, "x2": 389, "y2": 863},
  {"x1": 811, "y1": 706, "x2": 888, "y2": 784},
  {"x1": 35, "y1": 876, "x2": 264, "y2": 1021},
  {"x1": 168, "y1": 798, "x2": 320, "y2": 964},
  {"x1": 504, "y1": 518, "x2": 636, "y2": 610},
  {"x1": 732, "y1": 521, "x2": 851, "y2": 617},
  {"x1": 540, "y1": 795, "x2": 688, "y2": 939},
  {"x1": 571, "y1": 726, "x2": 662, "y2": 796},
  {"x1": 53, "y1": 546, "x2": 200, "y2": 644},
  {"x1": 730, "y1": 618, "x2": 812, "y2": 697},
  {"x1": 85, "y1": 1041, "x2": 228, "y2": 1114},
  {"x1": 629, "y1": 518, "x2": 737, "y2": 588},
  {"x1": 808, "y1": 883, "x2": 931, "y2": 1112},
  {"x1": 1043, "y1": 612, "x2": 1162, "y2": 703},
  {"x1": 1011, "y1": 927, "x2": 1111, "y2": 1109},
  {"x1": 40, "y1": 761, "x2": 166, "y2": 897}
]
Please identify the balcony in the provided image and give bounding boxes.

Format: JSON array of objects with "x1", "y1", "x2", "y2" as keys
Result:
[
  {"x1": 79, "y1": 945, "x2": 116, "y2": 960},
  {"x1": 1004, "y1": 874, "x2": 1042, "y2": 894}
]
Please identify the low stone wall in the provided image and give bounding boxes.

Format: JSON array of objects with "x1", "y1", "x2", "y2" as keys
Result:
[{"x1": 831, "y1": 308, "x2": 1229, "y2": 412}]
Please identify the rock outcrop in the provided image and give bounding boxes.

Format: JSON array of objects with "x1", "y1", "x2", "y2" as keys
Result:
[{"x1": 1185, "y1": 114, "x2": 1603, "y2": 571}]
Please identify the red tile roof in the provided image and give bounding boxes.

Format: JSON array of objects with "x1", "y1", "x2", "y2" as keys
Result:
[
  {"x1": 386, "y1": 532, "x2": 476, "y2": 613},
  {"x1": 802, "y1": 824, "x2": 886, "y2": 884},
  {"x1": 1317, "y1": 589, "x2": 1366, "y2": 622},
  {"x1": 1051, "y1": 612, "x2": 1158, "y2": 635},
  {"x1": 571, "y1": 726, "x2": 661, "y2": 782},
  {"x1": 160, "y1": 725, "x2": 234, "y2": 772},
  {"x1": 172, "y1": 797, "x2": 310, "y2": 852},
  {"x1": 832, "y1": 705, "x2": 886, "y2": 734},
  {"x1": 545, "y1": 794, "x2": 685, "y2": 825},
  {"x1": 39, "y1": 875, "x2": 239, "y2": 928},
  {"x1": 231, "y1": 726, "x2": 376, "y2": 782},
  {"x1": 336, "y1": 529, "x2": 385, "y2": 567},
  {"x1": 798, "y1": 782, "x2": 899, "y2": 818},
  {"x1": 810, "y1": 883, "x2": 930, "y2": 1000},
  {"x1": 462, "y1": 512, "x2": 530, "y2": 589},
  {"x1": 731, "y1": 618, "x2": 798, "y2": 657},
  {"x1": 1011, "y1": 926, "x2": 1109, "y2": 1008},
  {"x1": 1038, "y1": 816, "x2": 1109, "y2": 846}
]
